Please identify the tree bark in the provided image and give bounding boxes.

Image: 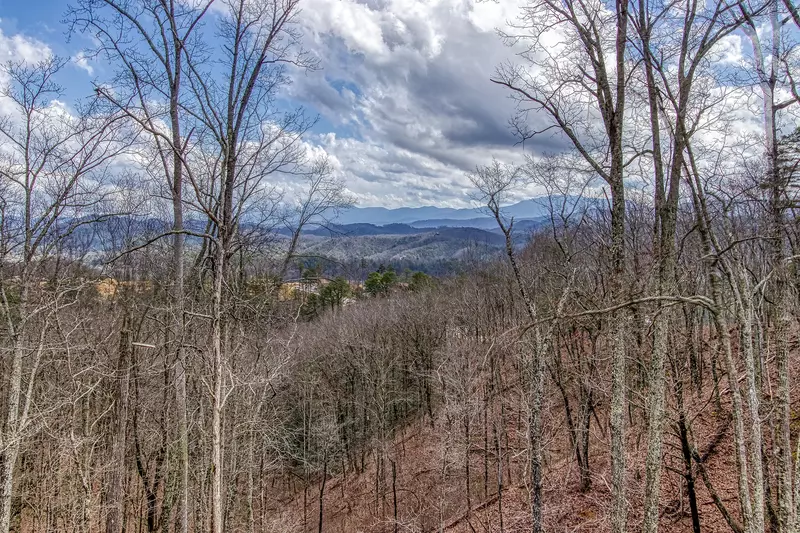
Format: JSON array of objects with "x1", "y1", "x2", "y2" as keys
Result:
[{"x1": 106, "y1": 318, "x2": 132, "y2": 533}]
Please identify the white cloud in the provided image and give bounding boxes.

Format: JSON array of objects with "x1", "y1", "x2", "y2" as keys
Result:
[
  {"x1": 72, "y1": 51, "x2": 94, "y2": 76},
  {"x1": 288, "y1": 0, "x2": 552, "y2": 207},
  {"x1": 0, "y1": 29, "x2": 54, "y2": 117},
  {"x1": 0, "y1": 28, "x2": 52, "y2": 64},
  {"x1": 713, "y1": 34, "x2": 745, "y2": 65},
  {"x1": 303, "y1": 131, "x2": 532, "y2": 208},
  {"x1": 468, "y1": 0, "x2": 525, "y2": 33}
]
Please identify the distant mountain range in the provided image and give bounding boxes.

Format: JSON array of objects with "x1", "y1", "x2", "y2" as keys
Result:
[
  {"x1": 299, "y1": 227, "x2": 505, "y2": 265},
  {"x1": 332, "y1": 197, "x2": 580, "y2": 227},
  {"x1": 297, "y1": 219, "x2": 543, "y2": 238},
  {"x1": 289, "y1": 197, "x2": 592, "y2": 274},
  {"x1": 38, "y1": 196, "x2": 590, "y2": 275}
]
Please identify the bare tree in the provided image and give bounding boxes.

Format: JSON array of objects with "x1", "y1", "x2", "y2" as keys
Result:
[
  {"x1": 628, "y1": 0, "x2": 745, "y2": 529},
  {"x1": 0, "y1": 56, "x2": 128, "y2": 533},
  {"x1": 66, "y1": 2, "x2": 215, "y2": 528},
  {"x1": 471, "y1": 159, "x2": 573, "y2": 533},
  {"x1": 278, "y1": 156, "x2": 355, "y2": 281},
  {"x1": 181, "y1": 0, "x2": 319, "y2": 529},
  {"x1": 738, "y1": 3, "x2": 799, "y2": 530},
  {"x1": 491, "y1": 1, "x2": 631, "y2": 529}
]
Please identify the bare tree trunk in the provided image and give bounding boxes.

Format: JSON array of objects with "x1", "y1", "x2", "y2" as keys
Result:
[
  {"x1": 494, "y1": 422, "x2": 504, "y2": 533},
  {"x1": 106, "y1": 318, "x2": 132, "y2": 533},
  {"x1": 0, "y1": 283, "x2": 38, "y2": 533},
  {"x1": 741, "y1": 3, "x2": 786, "y2": 529},
  {"x1": 0, "y1": 325, "x2": 25, "y2": 533},
  {"x1": 171, "y1": 55, "x2": 190, "y2": 533},
  {"x1": 738, "y1": 285, "x2": 766, "y2": 533},
  {"x1": 392, "y1": 459, "x2": 398, "y2": 533},
  {"x1": 211, "y1": 231, "x2": 225, "y2": 533},
  {"x1": 606, "y1": 8, "x2": 630, "y2": 532},
  {"x1": 641, "y1": 176, "x2": 679, "y2": 533},
  {"x1": 793, "y1": 434, "x2": 800, "y2": 530},
  {"x1": 609, "y1": 175, "x2": 628, "y2": 533},
  {"x1": 318, "y1": 453, "x2": 328, "y2": 533},
  {"x1": 751, "y1": 3, "x2": 792, "y2": 529},
  {"x1": 686, "y1": 145, "x2": 756, "y2": 531},
  {"x1": 675, "y1": 371, "x2": 701, "y2": 533},
  {"x1": 464, "y1": 417, "x2": 471, "y2": 511},
  {"x1": 529, "y1": 348, "x2": 544, "y2": 533}
]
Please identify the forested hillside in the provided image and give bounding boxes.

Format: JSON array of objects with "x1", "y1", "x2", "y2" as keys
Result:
[{"x1": 2, "y1": 0, "x2": 800, "y2": 532}]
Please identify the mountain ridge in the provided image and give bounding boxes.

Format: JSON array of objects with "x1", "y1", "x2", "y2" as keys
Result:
[{"x1": 335, "y1": 196, "x2": 588, "y2": 226}]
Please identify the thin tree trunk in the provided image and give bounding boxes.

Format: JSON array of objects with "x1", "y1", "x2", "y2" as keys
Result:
[
  {"x1": 686, "y1": 143, "x2": 756, "y2": 531},
  {"x1": 609, "y1": 179, "x2": 628, "y2": 533},
  {"x1": 675, "y1": 376, "x2": 701, "y2": 533},
  {"x1": 211, "y1": 229, "x2": 226, "y2": 533},
  {"x1": 106, "y1": 318, "x2": 132, "y2": 533},
  {"x1": 529, "y1": 343, "x2": 544, "y2": 533},
  {"x1": 609, "y1": 5, "x2": 630, "y2": 529},
  {"x1": 464, "y1": 417, "x2": 471, "y2": 511},
  {"x1": 172, "y1": 84, "x2": 190, "y2": 533},
  {"x1": 494, "y1": 423, "x2": 504, "y2": 533},
  {"x1": 0, "y1": 284, "x2": 30, "y2": 533},
  {"x1": 318, "y1": 454, "x2": 328, "y2": 533},
  {"x1": 392, "y1": 459, "x2": 398, "y2": 533},
  {"x1": 737, "y1": 287, "x2": 766, "y2": 533}
]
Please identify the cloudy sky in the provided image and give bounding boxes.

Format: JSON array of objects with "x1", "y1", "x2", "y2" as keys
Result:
[{"x1": 0, "y1": 0, "x2": 560, "y2": 208}]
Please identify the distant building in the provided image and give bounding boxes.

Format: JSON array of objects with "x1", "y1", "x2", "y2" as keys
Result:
[{"x1": 95, "y1": 278, "x2": 154, "y2": 299}]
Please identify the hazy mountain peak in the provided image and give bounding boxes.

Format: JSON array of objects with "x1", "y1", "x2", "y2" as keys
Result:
[{"x1": 337, "y1": 196, "x2": 584, "y2": 226}]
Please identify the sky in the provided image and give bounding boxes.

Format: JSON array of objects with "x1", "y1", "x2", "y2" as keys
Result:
[
  {"x1": 0, "y1": 0, "x2": 562, "y2": 208},
  {"x1": 0, "y1": 0, "x2": 784, "y2": 210}
]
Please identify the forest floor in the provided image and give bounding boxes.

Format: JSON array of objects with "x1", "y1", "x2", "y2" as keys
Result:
[{"x1": 262, "y1": 354, "x2": 799, "y2": 533}]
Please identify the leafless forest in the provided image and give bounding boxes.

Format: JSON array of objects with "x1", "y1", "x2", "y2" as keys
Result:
[{"x1": 2, "y1": 0, "x2": 800, "y2": 532}]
